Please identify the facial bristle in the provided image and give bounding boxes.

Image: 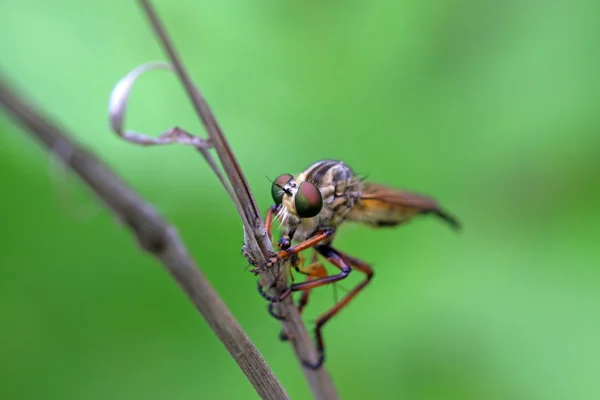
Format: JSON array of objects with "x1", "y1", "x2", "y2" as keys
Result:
[{"x1": 276, "y1": 206, "x2": 290, "y2": 229}]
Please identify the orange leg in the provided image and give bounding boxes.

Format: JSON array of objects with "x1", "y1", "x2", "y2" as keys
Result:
[
  {"x1": 274, "y1": 230, "x2": 332, "y2": 260},
  {"x1": 306, "y1": 250, "x2": 373, "y2": 368},
  {"x1": 263, "y1": 247, "x2": 374, "y2": 369},
  {"x1": 264, "y1": 204, "x2": 299, "y2": 251},
  {"x1": 264, "y1": 204, "x2": 278, "y2": 243},
  {"x1": 257, "y1": 242, "x2": 350, "y2": 303},
  {"x1": 251, "y1": 229, "x2": 333, "y2": 274}
]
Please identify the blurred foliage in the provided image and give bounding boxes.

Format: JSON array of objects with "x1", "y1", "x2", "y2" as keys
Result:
[{"x1": 1, "y1": 0, "x2": 600, "y2": 399}]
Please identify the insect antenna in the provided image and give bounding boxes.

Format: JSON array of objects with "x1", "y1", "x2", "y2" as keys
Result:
[
  {"x1": 265, "y1": 175, "x2": 289, "y2": 191},
  {"x1": 265, "y1": 175, "x2": 277, "y2": 186}
]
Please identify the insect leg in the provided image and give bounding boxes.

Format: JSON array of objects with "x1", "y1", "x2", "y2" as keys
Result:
[
  {"x1": 277, "y1": 230, "x2": 332, "y2": 260},
  {"x1": 263, "y1": 205, "x2": 295, "y2": 250},
  {"x1": 303, "y1": 247, "x2": 374, "y2": 369},
  {"x1": 264, "y1": 204, "x2": 278, "y2": 243},
  {"x1": 265, "y1": 251, "x2": 307, "y2": 320},
  {"x1": 258, "y1": 242, "x2": 351, "y2": 305},
  {"x1": 251, "y1": 229, "x2": 332, "y2": 274},
  {"x1": 278, "y1": 253, "x2": 326, "y2": 340},
  {"x1": 264, "y1": 245, "x2": 353, "y2": 368},
  {"x1": 266, "y1": 262, "x2": 320, "y2": 327}
]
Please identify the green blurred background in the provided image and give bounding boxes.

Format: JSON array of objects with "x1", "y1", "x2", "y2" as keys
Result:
[{"x1": 1, "y1": 1, "x2": 599, "y2": 399}]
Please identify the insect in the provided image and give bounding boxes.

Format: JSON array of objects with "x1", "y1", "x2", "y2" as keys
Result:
[{"x1": 255, "y1": 159, "x2": 460, "y2": 369}]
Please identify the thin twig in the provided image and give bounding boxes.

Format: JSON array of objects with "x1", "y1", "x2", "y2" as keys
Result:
[
  {"x1": 137, "y1": 2, "x2": 340, "y2": 399},
  {"x1": 0, "y1": 77, "x2": 289, "y2": 400}
]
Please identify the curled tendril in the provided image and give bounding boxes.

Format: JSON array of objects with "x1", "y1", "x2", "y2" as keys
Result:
[
  {"x1": 108, "y1": 62, "x2": 234, "y2": 199},
  {"x1": 108, "y1": 62, "x2": 211, "y2": 148}
]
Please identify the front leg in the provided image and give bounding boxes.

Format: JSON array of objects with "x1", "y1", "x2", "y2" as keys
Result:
[
  {"x1": 264, "y1": 204, "x2": 279, "y2": 243},
  {"x1": 264, "y1": 204, "x2": 296, "y2": 251},
  {"x1": 250, "y1": 229, "x2": 333, "y2": 274}
]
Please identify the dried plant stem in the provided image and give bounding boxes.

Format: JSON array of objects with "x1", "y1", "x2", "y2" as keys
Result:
[
  {"x1": 0, "y1": 77, "x2": 288, "y2": 400},
  {"x1": 137, "y1": 1, "x2": 340, "y2": 399}
]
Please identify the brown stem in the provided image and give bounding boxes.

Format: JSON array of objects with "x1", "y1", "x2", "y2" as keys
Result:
[
  {"x1": 137, "y1": 1, "x2": 340, "y2": 398},
  {"x1": 0, "y1": 77, "x2": 288, "y2": 400}
]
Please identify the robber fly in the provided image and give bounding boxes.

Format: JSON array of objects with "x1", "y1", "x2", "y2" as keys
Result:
[{"x1": 256, "y1": 159, "x2": 460, "y2": 369}]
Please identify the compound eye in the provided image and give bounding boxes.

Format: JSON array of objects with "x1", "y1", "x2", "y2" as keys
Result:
[
  {"x1": 295, "y1": 182, "x2": 323, "y2": 218},
  {"x1": 271, "y1": 174, "x2": 293, "y2": 204}
]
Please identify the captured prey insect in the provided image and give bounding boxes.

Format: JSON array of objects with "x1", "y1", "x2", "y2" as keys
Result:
[{"x1": 255, "y1": 159, "x2": 460, "y2": 369}]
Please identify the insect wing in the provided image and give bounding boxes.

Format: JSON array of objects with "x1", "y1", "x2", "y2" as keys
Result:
[{"x1": 347, "y1": 182, "x2": 460, "y2": 229}]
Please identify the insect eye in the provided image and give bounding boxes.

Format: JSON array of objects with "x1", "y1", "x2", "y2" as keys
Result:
[
  {"x1": 271, "y1": 174, "x2": 293, "y2": 204},
  {"x1": 295, "y1": 182, "x2": 323, "y2": 218}
]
